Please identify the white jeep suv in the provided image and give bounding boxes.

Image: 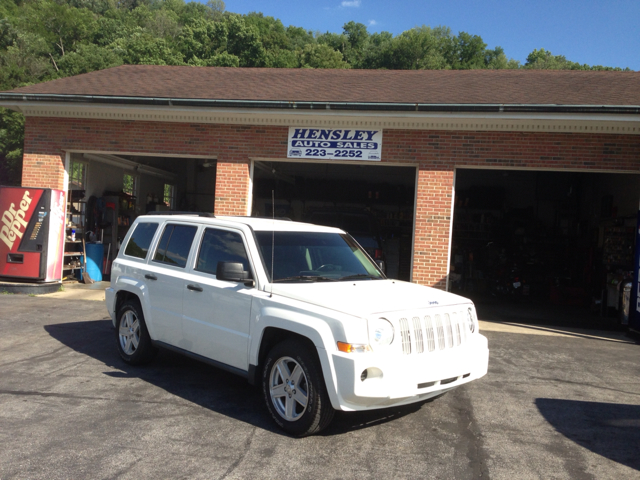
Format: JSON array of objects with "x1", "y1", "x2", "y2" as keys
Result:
[{"x1": 105, "y1": 213, "x2": 489, "y2": 436}]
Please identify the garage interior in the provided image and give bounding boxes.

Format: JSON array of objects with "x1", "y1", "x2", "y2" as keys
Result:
[
  {"x1": 67, "y1": 152, "x2": 216, "y2": 280},
  {"x1": 252, "y1": 161, "x2": 416, "y2": 281},
  {"x1": 452, "y1": 169, "x2": 639, "y2": 326}
]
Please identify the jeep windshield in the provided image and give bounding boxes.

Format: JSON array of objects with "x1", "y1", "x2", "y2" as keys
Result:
[{"x1": 255, "y1": 231, "x2": 385, "y2": 283}]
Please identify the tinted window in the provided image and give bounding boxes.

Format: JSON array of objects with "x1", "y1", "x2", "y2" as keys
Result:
[
  {"x1": 124, "y1": 222, "x2": 159, "y2": 259},
  {"x1": 255, "y1": 231, "x2": 383, "y2": 282},
  {"x1": 196, "y1": 229, "x2": 250, "y2": 275},
  {"x1": 153, "y1": 224, "x2": 197, "y2": 268}
]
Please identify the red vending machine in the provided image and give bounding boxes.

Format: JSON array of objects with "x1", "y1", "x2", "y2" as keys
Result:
[{"x1": 0, "y1": 186, "x2": 66, "y2": 282}]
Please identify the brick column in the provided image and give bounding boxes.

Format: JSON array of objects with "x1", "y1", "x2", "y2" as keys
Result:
[
  {"x1": 21, "y1": 118, "x2": 66, "y2": 189},
  {"x1": 21, "y1": 153, "x2": 66, "y2": 190},
  {"x1": 412, "y1": 166, "x2": 454, "y2": 290},
  {"x1": 214, "y1": 161, "x2": 251, "y2": 216}
]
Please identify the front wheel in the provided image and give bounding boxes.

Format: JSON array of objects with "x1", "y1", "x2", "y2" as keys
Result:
[{"x1": 262, "y1": 339, "x2": 334, "y2": 436}]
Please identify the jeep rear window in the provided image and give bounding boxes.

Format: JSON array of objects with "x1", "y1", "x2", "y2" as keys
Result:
[
  {"x1": 153, "y1": 224, "x2": 197, "y2": 268},
  {"x1": 124, "y1": 222, "x2": 159, "y2": 259}
]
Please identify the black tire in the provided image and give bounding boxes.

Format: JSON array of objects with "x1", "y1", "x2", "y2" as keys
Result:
[
  {"x1": 115, "y1": 299, "x2": 157, "y2": 365},
  {"x1": 262, "y1": 339, "x2": 335, "y2": 437}
]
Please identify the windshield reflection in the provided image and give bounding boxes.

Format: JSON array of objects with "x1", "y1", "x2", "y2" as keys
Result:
[{"x1": 255, "y1": 232, "x2": 385, "y2": 283}]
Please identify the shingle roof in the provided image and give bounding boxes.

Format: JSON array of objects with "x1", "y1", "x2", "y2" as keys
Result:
[{"x1": 4, "y1": 65, "x2": 640, "y2": 106}]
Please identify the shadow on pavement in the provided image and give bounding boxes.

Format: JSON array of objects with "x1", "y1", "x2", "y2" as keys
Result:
[
  {"x1": 44, "y1": 319, "x2": 419, "y2": 437},
  {"x1": 536, "y1": 398, "x2": 640, "y2": 471}
]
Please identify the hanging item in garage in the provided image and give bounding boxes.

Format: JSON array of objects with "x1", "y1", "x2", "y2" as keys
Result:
[{"x1": 287, "y1": 127, "x2": 382, "y2": 161}]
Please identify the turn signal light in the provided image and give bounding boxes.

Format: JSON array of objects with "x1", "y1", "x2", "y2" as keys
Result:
[{"x1": 337, "y1": 342, "x2": 371, "y2": 353}]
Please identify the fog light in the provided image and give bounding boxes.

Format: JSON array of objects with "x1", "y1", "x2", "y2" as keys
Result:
[{"x1": 360, "y1": 367, "x2": 383, "y2": 382}]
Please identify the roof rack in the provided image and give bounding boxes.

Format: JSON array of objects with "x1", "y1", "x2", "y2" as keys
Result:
[
  {"x1": 144, "y1": 211, "x2": 215, "y2": 218},
  {"x1": 245, "y1": 216, "x2": 293, "y2": 221}
]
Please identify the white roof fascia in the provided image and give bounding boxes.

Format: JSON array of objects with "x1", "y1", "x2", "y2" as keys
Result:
[{"x1": 1, "y1": 100, "x2": 638, "y2": 135}]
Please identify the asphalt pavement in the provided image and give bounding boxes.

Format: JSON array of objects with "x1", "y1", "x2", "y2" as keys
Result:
[{"x1": 0, "y1": 285, "x2": 638, "y2": 479}]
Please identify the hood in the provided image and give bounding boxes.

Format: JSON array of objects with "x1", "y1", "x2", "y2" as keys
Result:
[{"x1": 269, "y1": 279, "x2": 472, "y2": 318}]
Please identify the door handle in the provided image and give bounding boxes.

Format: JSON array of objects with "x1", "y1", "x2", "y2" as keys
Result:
[
  {"x1": 145, "y1": 274, "x2": 157, "y2": 281},
  {"x1": 187, "y1": 284, "x2": 203, "y2": 292}
]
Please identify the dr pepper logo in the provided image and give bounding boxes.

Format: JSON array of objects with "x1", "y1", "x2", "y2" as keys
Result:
[{"x1": 1, "y1": 190, "x2": 32, "y2": 249}]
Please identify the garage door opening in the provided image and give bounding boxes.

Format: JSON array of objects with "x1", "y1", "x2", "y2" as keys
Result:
[
  {"x1": 252, "y1": 161, "x2": 416, "y2": 281},
  {"x1": 66, "y1": 152, "x2": 216, "y2": 281},
  {"x1": 452, "y1": 169, "x2": 639, "y2": 328}
]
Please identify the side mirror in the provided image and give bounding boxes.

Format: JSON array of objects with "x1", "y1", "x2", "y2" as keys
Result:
[{"x1": 216, "y1": 262, "x2": 255, "y2": 287}]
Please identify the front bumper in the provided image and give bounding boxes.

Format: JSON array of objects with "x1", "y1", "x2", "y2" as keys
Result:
[
  {"x1": 330, "y1": 333, "x2": 489, "y2": 411},
  {"x1": 105, "y1": 287, "x2": 116, "y2": 327}
]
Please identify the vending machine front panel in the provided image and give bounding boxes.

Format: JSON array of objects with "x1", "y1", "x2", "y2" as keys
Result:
[{"x1": 0, "y1": 187, "x2": 65, "y2": 281}]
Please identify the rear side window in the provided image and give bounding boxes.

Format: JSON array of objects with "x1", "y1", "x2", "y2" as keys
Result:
[
  {"x1": 196, "y1": 228, "x2": 250, "y2": 275},
  {"x1": 153, "y1": 224, "x2": 197, "y2": 268},
  {"x1": 124, "y1": 222, "x2": 159, "y2": 259}
]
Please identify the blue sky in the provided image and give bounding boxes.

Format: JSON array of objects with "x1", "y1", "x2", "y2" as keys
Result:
[{"x1": 223, "y1": 0, "x2": 639, "y2": 70}]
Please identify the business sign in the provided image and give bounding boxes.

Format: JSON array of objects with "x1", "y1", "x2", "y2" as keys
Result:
[{"x1": 287, "y1": 127, "x2": 382, "y2": 161}]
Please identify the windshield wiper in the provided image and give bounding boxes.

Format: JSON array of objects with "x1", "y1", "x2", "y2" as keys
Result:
[
  {"x1": 338, "y1": 274, "x2": 381, "y2": 281},
  {"x1": 273, "y1": 275, "x2": 337, "y2": 283}
]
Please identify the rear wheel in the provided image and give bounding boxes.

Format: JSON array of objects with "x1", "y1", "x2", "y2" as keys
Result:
[
  {"x1": 262, "y1": 339, "x2": 334, "y2": 437},
  {"x1": 115, "y1": 299, "x2": 157, "y2": 365}
]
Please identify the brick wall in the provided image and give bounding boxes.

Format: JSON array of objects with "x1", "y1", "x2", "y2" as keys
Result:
[
  {"x1": 23, "y1": 116, "x2": 640, "y2": 288},
  {"x1": 23, "y1": 117, "x2": 289, "y2": 216}
]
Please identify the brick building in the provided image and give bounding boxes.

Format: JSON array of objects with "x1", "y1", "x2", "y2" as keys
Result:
[{"x1": 1, "y1": 66, "x2": 639, "y2": 302}]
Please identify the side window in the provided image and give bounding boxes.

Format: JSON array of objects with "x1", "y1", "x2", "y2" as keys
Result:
[
  {"x1": 124, "y1": 222, "x2": 159, "y2": 259},
  {"x1": 153, "y1": 224, "x2": 197, "y2": 268},
  {"x1": 196, "y1": 228, "x2": 250, "y2": 275}
]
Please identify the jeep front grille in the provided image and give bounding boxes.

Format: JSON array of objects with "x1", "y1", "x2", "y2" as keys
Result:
[{"x1": 397, "y1": 309, "x2": 469, "y2": 355}]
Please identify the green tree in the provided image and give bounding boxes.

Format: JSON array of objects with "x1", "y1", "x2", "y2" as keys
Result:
[
  {"x1": 143, "y1": 8, "x2": 182, "y2": 40},
  {"x1": 0, "y1": 109, "x2": 24, "y2": 186},
  {"x1": 205, "y1": 0, "x2": 225, "y2": 21},
  {"x1": 264, "y1": 48, "x2": 298, "y2": 68},
  {"x1": 299, "y1": 43, "x2": 349, "y2": 69},
  {"x1": 358, "y1": 31, "x2": 394, "y2": 69},
  {"x1": 447, "y1": 31, "x2": 487, "y2": 69},
  {"x1": 178, "y1": 17, "x2": 227, "y2": 64},
  {"x1": 524, "y1": 48, "x2": 570, "y2": 69},
  {"x1": 0, "y1": 31, "x2": 53, "y2": 88},
  {"x1": 23, "y1": 0, "x2": 97, "y2": 59},
  {"x1": 484, "y1": 46, "x2": 520, "y2": 69},
  {"x1": 388, "y1": 27, "x2": 448, "y2": 70},
  {"x1": 56, "y1": 43, "x2": 123, "y2": 76},
  {"x1": 244, "y1": 12, "x2": 289, "y2": 51},
  {"x1": 284, "y1": 25, "x2": 315, "y2": 50},
  {"x1": 341, "y1": 21, "x2": 368, "y2": 66},
  {"x1": 112, "y1": 30, "x2": 184, "y2": 65},
  {"x1": 225, "y1": 14, "x2": 265, "y2": 67}
]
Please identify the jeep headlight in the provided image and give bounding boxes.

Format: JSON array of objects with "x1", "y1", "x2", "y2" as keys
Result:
[
  {"x1": 466, "y1": 307, "x2": 477, "y2": 333},
  {"x1": 368, "y1": 317, "x2": 394, "y2": 348}
]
